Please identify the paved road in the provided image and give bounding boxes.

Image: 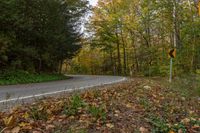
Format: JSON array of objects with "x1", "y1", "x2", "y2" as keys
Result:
[{"x1": 0, "y1": 75, "x2": 126, "y2": 104}]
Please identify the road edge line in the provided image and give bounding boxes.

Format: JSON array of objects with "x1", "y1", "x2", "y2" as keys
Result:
[{"x1": 0, "y1": 77, "x2": 127, "y2": 104}]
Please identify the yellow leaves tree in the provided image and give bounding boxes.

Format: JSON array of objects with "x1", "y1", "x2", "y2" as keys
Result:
[
  {"x1": 70, "y1": 45, "x2": 104, "y2": 74},
  {"x1": 71, "y1": 0, "x2": 200, "y2": 76}
]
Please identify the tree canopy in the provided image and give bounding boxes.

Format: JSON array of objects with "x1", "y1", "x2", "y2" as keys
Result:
[
  {"x1": 0, "y1": 0, "x2": 89, "y2": 73},
  {"x1": 70, "y1": 0, "x2": 200, "y2": 76}
]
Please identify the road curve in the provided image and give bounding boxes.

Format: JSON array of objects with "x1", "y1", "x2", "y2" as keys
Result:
[{"x1": 0, "y1": 75, "x2": 126, "y2": 104}]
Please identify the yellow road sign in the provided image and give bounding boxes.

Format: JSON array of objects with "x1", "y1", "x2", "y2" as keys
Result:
[
  {"x1": 168, "y1": 49, "x2": 176, "y2": 58},
  {"x1": 198, "y1": 1, "x2": 200, "y2": 16}
]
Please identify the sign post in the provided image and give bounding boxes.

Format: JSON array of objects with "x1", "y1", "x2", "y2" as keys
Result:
[
  {"x1": 168, "y1": 49, "x2": 176, "y2": 83},
  {"x1": 169, "y1": 58, "x2": 173, "y2": 83}
]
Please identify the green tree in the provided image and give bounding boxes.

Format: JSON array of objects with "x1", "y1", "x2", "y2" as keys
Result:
[{"x1": 0, "y1": 0, "x2": 88, "y2": 73}]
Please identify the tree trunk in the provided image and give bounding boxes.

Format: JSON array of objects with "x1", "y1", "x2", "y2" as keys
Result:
[
  {"x1": 58, "y1": 59, "x2": 63, "y2": 74},
  {"x1": 116, "y1": 33, "x2": 122, "y2": 75},
  {"x1": 120, "y1": 28, "x2": 127, "y2": 75},
  {"x1": 173, "y1": 0, "x2": 182, "y2": 48},
  {"x1": 38, "y1": 57, "x2": 42, "y2": 74},
  {"x1": 188, "y1": 0, "x2": 196, "y2": 72},
  {"x1": 130, "y1": 30, "x2": 139, "y2": 72},
  {"x1": 110, "y1": 50, "x2": 114, "y2": 75}
]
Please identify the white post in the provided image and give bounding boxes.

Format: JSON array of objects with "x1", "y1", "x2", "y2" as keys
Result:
[{"x1": 169, "y1": 58, "x2": 173, "y2": 83}]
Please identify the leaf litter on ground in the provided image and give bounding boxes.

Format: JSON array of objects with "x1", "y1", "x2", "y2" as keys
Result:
[{"x1": 0, "y1": 78, "x2": 199, "y2": 133}]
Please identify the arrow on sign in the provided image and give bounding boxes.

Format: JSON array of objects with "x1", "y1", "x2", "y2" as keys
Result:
[{"x1": 169, "y1": 49, "x2": 176, "y2": 58}]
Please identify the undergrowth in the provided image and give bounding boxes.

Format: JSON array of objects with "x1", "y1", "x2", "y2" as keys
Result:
[{"x1": 0, "y1": 70, "x2": 68, "y2": 85}]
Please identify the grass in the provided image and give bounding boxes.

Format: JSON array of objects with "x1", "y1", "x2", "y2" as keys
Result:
[
  {"x1": 63, "y1": 94, "x2": 86, "y2": 116},
  {"x1": 0, "y1": 70, "x2": 69, "y2": 85},
  {"x1": 146, "y1": 116, "x2": 171, "y2": 133},
  {"x1": 29, "y1": 106, "x2": 48, "y2": 121},
  {"x1": 88, "y1": 105, "x2": 107, "y2": 122},
  {"x1": 63, "y1": 94, "x2": 107, "y2": 122},
  {"x1": 163, "y1": 74, "x2": 200, "y2": 98},
  {"x1": 146, "y1": 115, "x2": 200, "y2": 133},
  {"x1": 151, "y1": 74, "x2": 200, "y2": 98}
]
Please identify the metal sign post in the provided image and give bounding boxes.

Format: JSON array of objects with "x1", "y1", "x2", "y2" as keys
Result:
[{"x1": 169, "y1": 58, "x2": 173, "y2": 83}]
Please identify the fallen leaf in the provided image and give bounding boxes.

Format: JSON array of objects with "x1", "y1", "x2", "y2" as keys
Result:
[
  {"x1": 181, "y1": 118, "x2": 190, "y2": 124},
  {"x1": 169, "y1": 130, "x2": 175, "y2": 133},
  {"x1": 106, "y1": 123, "x2": 114, "y2": 128},
  {"x1": 18, "y1": 122, "x2": 32, "y2": 130},
  {"x1": 178, "y1": 129, "x2": 183, "y2": 133},
  {"x1": 126, "y1": 103, "x2": 132, "y2": 108},
  {"x1": 143, "y1": 86, "x2": 151, "y2": 90},
  {"x1": 192, "y1": 125, "x2": 200, "y2": 129},
  {"x1": 46, "y1": 124, "x2": 55, "y2": 130},
  {"x1": 22, "y1": 112, "x2": 29, "y2": 119},
  {"x1": 114, "y1": 113, "x2": 119, "y2": 117},
  {"x1": 139, "y1": 127, "x2": 148, "y2": 133},
  {"x1": 11, "y1": 126, "x2": 20, "y2": 133},
  {"x1": 32, "y1": 131, "x2": 42, "y2": 133},
  {"x1": 3, "y1": 116, "x2": 16, "y2": 127}
]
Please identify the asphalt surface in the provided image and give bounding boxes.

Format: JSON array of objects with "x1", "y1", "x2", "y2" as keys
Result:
[{"x1": 0, "y1": 75, "x2": 126, "y2": 105}]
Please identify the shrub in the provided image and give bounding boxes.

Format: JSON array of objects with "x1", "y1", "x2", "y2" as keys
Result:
[{"x1": 0, "y1": 70, "x2": 68, "y2": 85}]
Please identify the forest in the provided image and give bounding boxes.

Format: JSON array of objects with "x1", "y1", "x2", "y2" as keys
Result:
[
  {"x1": 0, "y1": 0, "x2": 200, "y2": 82},
  {"x1": 70, "y1": 0, "x2": 200, "y2": 77},
  {"x1": 0, "y1": 0, "x2": 88, "y2": 73},
  {"x1": 0, "y1": 0, "x2": 89, "y2": 84}
]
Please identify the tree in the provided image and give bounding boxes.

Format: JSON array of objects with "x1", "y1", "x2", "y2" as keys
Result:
[
  {"x1": 0, "y1": 0, "x2": 89, "y2": 73},
  {"x1": 71, "y1": 0, "x2": 200, "y2": 76}
]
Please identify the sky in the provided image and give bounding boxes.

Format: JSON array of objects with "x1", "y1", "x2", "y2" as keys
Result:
[
  {"x1": 81, "y1": 0, "x2": 98, "y2": 34},
  {"x1": 89, "y1": 0, "x2": 98, "y2": 6}
]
